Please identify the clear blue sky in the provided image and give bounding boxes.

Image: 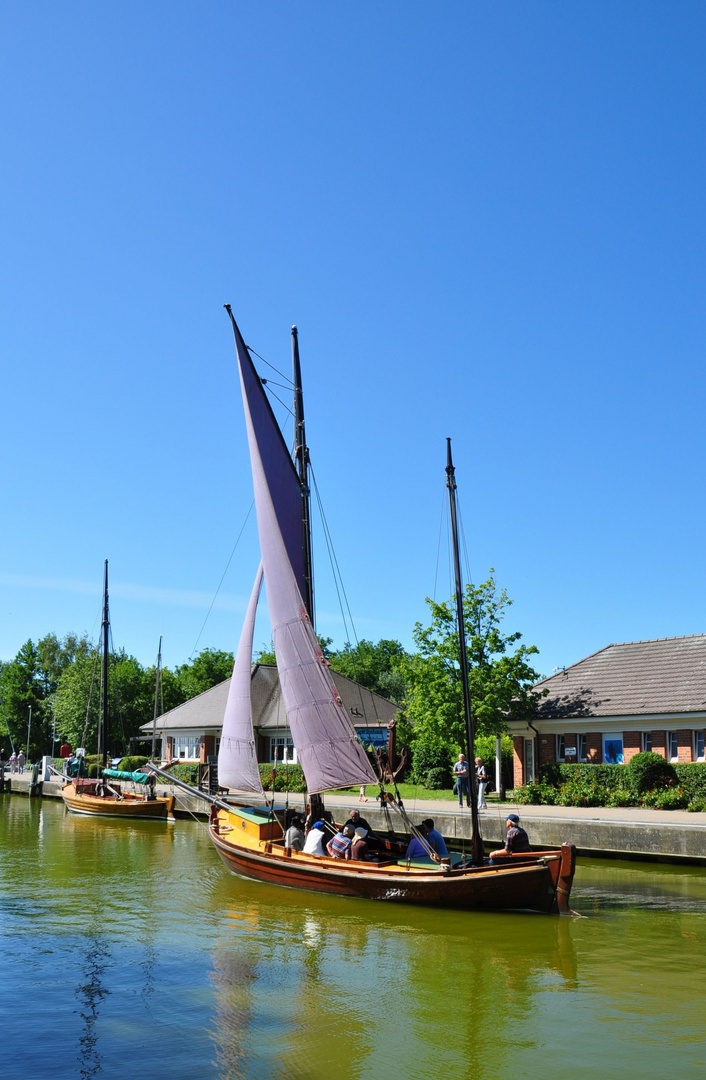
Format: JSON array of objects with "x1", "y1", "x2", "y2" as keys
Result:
[{"x1": 2, "y1": 2, "x2": 706, "y2": 678}]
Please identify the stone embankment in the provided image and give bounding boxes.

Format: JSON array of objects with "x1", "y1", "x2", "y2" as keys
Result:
[{"x1": 4, "y1": 770, "x2": 705, "y2": 863}]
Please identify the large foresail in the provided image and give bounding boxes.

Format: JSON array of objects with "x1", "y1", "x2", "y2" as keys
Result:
[
  {"x1": 218, "y1": 565, "x2": 265, "y2": 794},
  {"x1": 231, "y1": 312, "x2": 377, "y2": 794},
  {"x1": 226, "y1": 308, "x2": 308, "y2": 601}
]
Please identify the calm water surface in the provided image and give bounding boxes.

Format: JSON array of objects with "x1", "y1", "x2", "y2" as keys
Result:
[{"x1": 1, "y1": 797, "x2": 705, "y2": 1080}]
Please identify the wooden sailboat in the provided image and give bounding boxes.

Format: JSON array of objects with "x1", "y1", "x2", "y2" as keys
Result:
[
  {"x1": 201, "y1": 311, "x2": 576, "y2": 912},
  {"x1": 61, "y1": 561, "x2": 175, "y2": 821}
]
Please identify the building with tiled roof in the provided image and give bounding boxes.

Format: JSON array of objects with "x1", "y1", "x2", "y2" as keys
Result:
[
  {"x1": 139, "y1": 663, "x2": 400, "y2": 773},
  {"x1": 507, "y1": 635, "x2": 706, "y2": 787}
]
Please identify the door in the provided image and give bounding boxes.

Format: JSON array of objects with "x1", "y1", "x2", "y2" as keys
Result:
[{"x1": 524, "y1": 738, "x2": 535, "y2": 783}]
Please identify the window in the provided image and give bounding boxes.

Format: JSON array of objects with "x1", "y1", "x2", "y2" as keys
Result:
[
  {"x1": 269, "y1": 735, "x2": 296, "y2": 764},
  {"x1": 668, "y1": 732, "x2": 678, "y2": 761},
  {"x1": 172, "y1": 736, "x2": 200, "y2": 760},
  {"x1": 642, "y1": 732, "x2": 652, "y2": 753},
  {"x1": 524, "y1": 738, "x2": 535, "y2": 783},
  {"x1": 577, "y1": 735, "x2": 587, "y2": 762},
  {"x1": 603, "y1": 736, "x2": 624, "y2": 764},
  {"x1": 556, "y1": 735, "x2": 565, "y2": 761},
  {"x1": 694, "y1": 731, "x2": 705, "y2": 762}
]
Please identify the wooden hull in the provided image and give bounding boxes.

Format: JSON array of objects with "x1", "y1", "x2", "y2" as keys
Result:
[
  {"x1": 62, "y1": 782, "x2": 175, "y2": 821},
  {"x1": 208, "y1": 807, "x2": 577, "y2": 914}
]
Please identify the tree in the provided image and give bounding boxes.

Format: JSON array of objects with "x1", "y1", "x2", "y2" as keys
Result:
[
  {"x1": 400, "y1": 572, "x2": 542, "y2": 767},
  {"x1": 0, "y1": 640, "x2": 49, "y2": 759},
  {"x1": 175, "y1": 648, "x2": 235, "y2": 699},
  {"x1": 328, "y1": 638, "x2": 409, "y2": 703}
]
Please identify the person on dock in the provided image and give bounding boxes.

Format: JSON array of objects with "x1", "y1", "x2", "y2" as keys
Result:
[
  {"x1": 9, "y1": 751, "x2": 17, "y2": 773},
  {"x1": 327, "y1": 825, "x2": 354, "y2": 859},
  {"x1": 475, "y1": 757, "x2": 488, "y2": 811},
  {"x1": 489, "y1": 814, "x2": 531, "y2": 860},
  {"x1": 17, "y1": 750, "x2": 26, "y2": 773},
  {"x1": 303, "y1": 820, "x2": 328, "y2": 857},
  {"x1": 422, "y1": 818, "x2": 448, "y2": 857},
  {"x1": 453, "y1": 753, "x2": 471, "y2": 807}
]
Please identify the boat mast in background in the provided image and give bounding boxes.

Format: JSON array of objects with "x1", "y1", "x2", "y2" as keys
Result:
[
  {"x1": 291, "y1": 325, "x2": 314, "y2": 625},
  {"x1": 152, "y1": 635, "x2": 163, "y2": 762},
  {"x1": 445, "y1": 440, "x2": 484, "y2": 866},
  {"x1": 99, "y1": 559, "x2": 109, "y2": 770}
]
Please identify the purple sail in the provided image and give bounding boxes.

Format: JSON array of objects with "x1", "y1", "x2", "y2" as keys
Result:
[
  {"x1": 218, "y1": 564, "x2": 265, "y2": 794},
  {"x1": 233, "y1": 318, "x2": 377, "y2": 794}
]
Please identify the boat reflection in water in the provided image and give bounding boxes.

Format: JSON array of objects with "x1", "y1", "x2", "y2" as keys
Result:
[{"x1": 207, "y1": 877, "x2": 580, "y2": 1080}]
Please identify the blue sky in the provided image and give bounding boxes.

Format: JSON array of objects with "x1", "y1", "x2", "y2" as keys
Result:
[{"x1": 2, "y1": 2, "x2": 706, "y2": 678}]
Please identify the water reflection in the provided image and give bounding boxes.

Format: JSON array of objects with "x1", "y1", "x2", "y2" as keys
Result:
[{"x1": 2, "y1": 799, "x2": 706, "y2": 1080}]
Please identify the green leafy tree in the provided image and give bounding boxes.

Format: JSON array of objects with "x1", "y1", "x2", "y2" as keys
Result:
[
  {"x1": 400, "y1": 572, "x2": 542, "y2": 764},
  {"x1": 255, "y1": 636, "x2": 333, "y2": 668},
  {"x1": 175, "y1": 648, "x2": 235, "y2": 699},
  {"x1": 0, "y1": 640, "x2": 49, "y2": 759},
  {"x1": 328, "y1": 638, "x2": 409, "y2": 703},
  {"x1": 54, "y1": 649, "x2": 154, "y2": 755}
]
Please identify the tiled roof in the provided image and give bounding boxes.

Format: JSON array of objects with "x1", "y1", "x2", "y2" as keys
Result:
[
  {"x1": 533, "y1": 635, "x2": 706, "y2": 719},
  {"x1": 141, "y1": 663, "x2": 400, "y2": 734}
]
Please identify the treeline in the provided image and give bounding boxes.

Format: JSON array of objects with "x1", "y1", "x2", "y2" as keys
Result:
[{"x1": 0, "y1": 573, "x2": 543, "y2": 773}]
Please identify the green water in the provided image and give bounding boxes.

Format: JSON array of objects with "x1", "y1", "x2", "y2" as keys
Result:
[{"x1": 1, "y1": 797, "x2": 705, "y2": 1080}]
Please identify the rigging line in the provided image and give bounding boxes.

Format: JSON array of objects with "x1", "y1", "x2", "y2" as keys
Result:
[
  {"x1": 246, "y1": 345, "x2": 292, "y2": 386},
  {"x1": 309, "y1": 464, "x2": 356, "y2": 646},
  {"x1": 189, "y1": 501, "x2": 255, "y2": 659}
]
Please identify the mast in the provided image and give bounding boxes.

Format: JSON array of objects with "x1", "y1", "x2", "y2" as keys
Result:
[
  {"x1": 151, "y1": 635, "x2": 163, "y2": 762},
  {"x1": 100, "y1": 559, "x2": 110, "y2": 771},
  {"x1": 445, "y1": 440, "x2": 483, "y2": 865},
  {"x1": 291, "y1": 325, "x2": 314, "y2": 623}
]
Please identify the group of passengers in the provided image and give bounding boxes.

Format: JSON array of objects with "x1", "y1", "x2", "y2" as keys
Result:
[{"x1": 283, "y1": 808, "x2": 375, "y2": 861}]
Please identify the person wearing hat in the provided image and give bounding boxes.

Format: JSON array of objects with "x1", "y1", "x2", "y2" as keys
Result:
[
  {"x1": 327, "y1": 824, "x2": 355, "y2": 859},
  {"x1": 489, "y1": 813, "x2": 531, "y2": 859},
  {"x1": 303, "y1": 820, "x2": 328, "y2": 857},
  {"x1": 351, "y1": 826, "x2": 370, "y2": 861}
]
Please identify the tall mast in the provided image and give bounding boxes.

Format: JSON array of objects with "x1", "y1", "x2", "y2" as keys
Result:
[
  {"x1": 291, "y1": 325, "x2": 314, "y2": 623},
  {"x1": 446, "y1": 440, "x2": 483, "y2": 865},
  {"x1": 100, "y1": 559, "x2": 110, "y2": 770},
  {"x1": 152, "y1": 635, "x2": 163, "y2": 762}
]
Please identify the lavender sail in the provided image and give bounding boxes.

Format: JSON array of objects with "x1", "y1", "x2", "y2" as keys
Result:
[
  {"x1": 217, "y1": 565, "x2": 265, "y2": 793},
  {"x1": 232, "y1": 316, "x2": 377, "y2": 794}
]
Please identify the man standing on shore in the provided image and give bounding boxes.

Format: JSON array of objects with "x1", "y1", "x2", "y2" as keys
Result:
[{"x1": 453, "y1": 753, "x2": 471, "y2": 807}]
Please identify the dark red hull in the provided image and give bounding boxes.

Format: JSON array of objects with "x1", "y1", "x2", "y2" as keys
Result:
[{"x1": 208, "y1": 825, "x2": 576, "y2": 914}]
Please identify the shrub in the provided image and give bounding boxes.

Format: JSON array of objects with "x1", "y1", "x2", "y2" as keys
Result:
[
  {"x1": 167, "y1": 763, "x2": 199, "y2": 785},
  {"x1": 627, "y1": 752, "x2": 677, "y2": 794},
  {"x1": 649, "y1": 787, "x2": 689, "y2": 811},
  {"x1": 410, "y1": 738, "x2": 453, "y2": 786},
  {"x1": 514, "y1": 780, "x2": 556, "y2": 805},
  {"x1": 258, "y1": 763, "x2": 307, "y2": 793},
  {"x1": 687, "y1": 798, "x2": 706, "y2": 813},
  {"x1": 116, "y1": 756, "x2": 149, "y2": 772},
  {"x1": 604, "y1": 787, "x2": 641, "y2": 808},
  {"x1": 424, "y1": 767, "x2": 450, "y2": 790}
]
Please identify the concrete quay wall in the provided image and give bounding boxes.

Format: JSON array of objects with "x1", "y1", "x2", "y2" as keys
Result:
[{"x1": 4, "y1": 773, "x2": 706, "y2": 864}]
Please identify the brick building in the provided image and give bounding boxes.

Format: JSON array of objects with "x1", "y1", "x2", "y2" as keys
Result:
[{"x1": 507, "y1": 635, "x2": 706, "y2": 788}]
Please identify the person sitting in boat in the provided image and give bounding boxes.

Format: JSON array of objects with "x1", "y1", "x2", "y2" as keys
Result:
[
  {"x1": 351, "y1": 826, "x2": 370, "y2": 861},
  {"x1": 343, "y1": 808, "x2": 374, "y2": 837},
  {"x1": 489, "y1": 814, "x2": 531, "y2": 860},
  {"x1": 405, "y1": 823, "x2": 431, "y2": 860},
  {"x1": 284, "y1": 815, "x2": 305, "y2": 852},
  {"x1": 422, "y1": 818, "x2": 448, "y2": 857},
  {"x1": 302, "y1": 820, "x2": 328, "y2": 857},
  {"x1": 327, "y1": 825, "x2": 355, "y2": 859}
]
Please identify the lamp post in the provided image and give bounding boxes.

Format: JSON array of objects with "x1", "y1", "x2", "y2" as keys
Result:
[{"x1": 26, "y1": 705, "x2": 31, "y2": 761}]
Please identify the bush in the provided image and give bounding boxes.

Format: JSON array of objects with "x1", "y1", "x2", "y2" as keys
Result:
[
  {"x1": 116, "y1": 756, "x2": 149, "y2": 772},
  {"x1": 424, "y1": 767, "x2": 449, "y2": 790},
  {"x1": 410, "y1": 738, "x2": 453, "y2": 786},
  {"x1": 647, "y1": 787, "x2": 689, "y2": 810},
  {"x1": 514, "y1": 779, "x2": 556, "y2": 805},
  {"x1": 627, "y1": 752, "x2": 677, "y2": 794},
  {"x1": 258, "y1": 763, "x2": 307, "y2": 793},
  {"x1": 167, "y1": 763, "x2": 199, "y2": 785}
]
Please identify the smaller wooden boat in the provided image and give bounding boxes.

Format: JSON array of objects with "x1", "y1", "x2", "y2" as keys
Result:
[{"x1": 61, "y1": 562, "x2": 175, "y2": 822}]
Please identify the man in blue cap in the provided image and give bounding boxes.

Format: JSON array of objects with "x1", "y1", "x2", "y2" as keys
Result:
[{"x1": 489, "y1": 813, "x2": 531, "y2": 860}]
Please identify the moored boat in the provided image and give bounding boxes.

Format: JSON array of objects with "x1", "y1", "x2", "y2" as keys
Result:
[
  {"x1": 61, "y1": 561, "x2": 175, "y2": 822},
  {"x1": 184, "y1": 311, "x2": 577, "y2": 913}
]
